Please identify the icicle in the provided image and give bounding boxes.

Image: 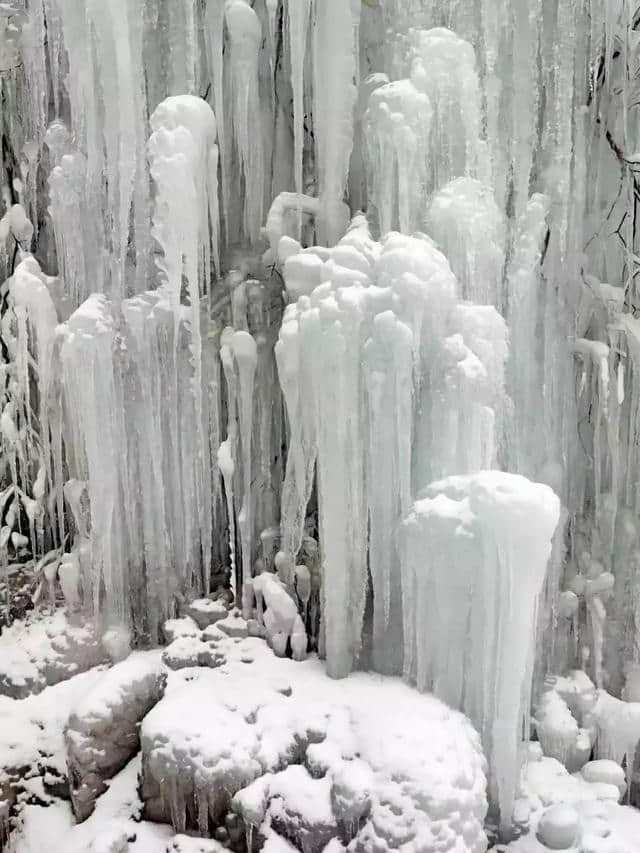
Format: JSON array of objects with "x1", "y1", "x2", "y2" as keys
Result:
[
  {"x1": 58, "y1": 295, "x2": 126, "y2": 623},
  {"x1": 363, "y1": 77, "x2": 432, "y2": 235},
  {"x1": 231, "y1": 330, "x2": 257, "y2": 592},
  {"x1": 311, "y1": 0, "x2": 358, "y2": 245},
  {"x1": 225, "y1": 0, "x2": 264, "y2": 242},
  {"x1": 204, "y1": 0, "x2": 228, "y2": 240},
  {"x1": 409, "y1": 27, "x2": 486, "y2": 192},
  {"x1": 426, "y1": 178, "x2": 506, "y2": 310},
  {"x1": 287, "y1": 0, "x2": 312, "y2": 235},
  {"x1": 506, "y1": 193, "x2": 551, "y2": 476}
]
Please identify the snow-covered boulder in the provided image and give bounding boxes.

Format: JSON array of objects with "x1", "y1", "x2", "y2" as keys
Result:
[
  {"x1": 0, "y1": 610, "x2": 104, "y2": 699},
  {"x1": 140, "y1": 635, "x2": 487, "y2": 851},
  {"x1": 65, "y1": 652, "x2": 165, "y2": 821},
  {"x1": 163, "y1": 616, "x2": 201, "y2": 644},
  {"x1": 234, "y1": 765, "x2": 338, "y2": 851},
  {"x1": 215, "y1": 612, "x2": 249, "y2": 639},
  {"x1": 185, "y1": 598, "x2": 228, "y2": 631},
  {"x1": 161, "y1": 637, "x2": 225, "y2": 671}
]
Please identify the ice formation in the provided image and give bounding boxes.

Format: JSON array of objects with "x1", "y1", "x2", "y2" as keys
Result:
[{"x1": 4, "y1": 0, "x2": 640, "y2": 843}]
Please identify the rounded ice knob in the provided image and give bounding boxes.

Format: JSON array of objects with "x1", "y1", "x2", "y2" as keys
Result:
[
  {"x1": 536, "y1": 804, "x2": 580, "y2": 849},
  {"x1": 580, "y1": 759, "x2": 626, "y2": 798},
  {"x1": 558, "y1": 589, "x2": 579, "y2": 618}
]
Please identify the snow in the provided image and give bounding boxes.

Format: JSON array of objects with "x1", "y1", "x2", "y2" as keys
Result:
[
  {"x1": 504, "y1": 747, "x2": 640, "y2": 853},
  {"x1": 0, "y1": 609, "x2": 103, "y2": 698},
  {"x1": 0, "y1": 665, "x2": 107, "y2": 779},
  {"x1": 140, "y1": 633, "x2": 488, "y2": 850}
]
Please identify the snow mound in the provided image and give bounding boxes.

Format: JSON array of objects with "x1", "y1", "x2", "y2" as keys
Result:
[
  {"x1": 505, "y1": 744, "x2": 640, "y2": 852},
  {"x1": 140, "y1": 636, "x2": 487, "y2": 851},
  {"x1": 0, "y1": 609, "x2": 104, "y2": 698},
  {"x1": 65, "y1": 652, "x2": 165, "y2": 821}
]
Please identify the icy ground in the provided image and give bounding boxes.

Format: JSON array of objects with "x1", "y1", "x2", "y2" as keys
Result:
[{"x1": 0, "y1": 608, "x2": 639, "y2": 852}]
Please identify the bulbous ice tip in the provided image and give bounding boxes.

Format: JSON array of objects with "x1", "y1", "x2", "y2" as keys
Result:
[
  {"x1": 536, "y1": 804, "x2": 580, "y2": 849},
  {"x1": 230, "y1": 329, "x2": 257, "y2": 366},
  {"x1": 225, "y1": 0, "x2": 261, "y2": 47},
  {"x1": 150, "y1": 94, "x2": 217, "y2": 146}
]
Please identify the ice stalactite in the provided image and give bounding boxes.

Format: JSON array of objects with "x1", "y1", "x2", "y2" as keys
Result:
[
  {"x1": 9, "y1": 258, "x2": 59, "y2": 538},
  {"x1": 400, "y1": 471, "x2": 560, "y2": 831},
  {"x1": 506, "y1": 194, "x2": 551, "y2": 476},
  {"x1": 148, "y1": 95, "x2": 220, "y2": 604},
  {"x1": 311, "y1": 0, "x2": 358, "y2": 245},
  {"x1": 430, "y1": 304, "x2": 508, "y2": 478},
  {"x1": 363, "y1": 77, "x2": 432, "y2": 235},
  {"x1": 15, "y1": 0, "x2": 47, "y2": 234},
  {"x1": 277, "y1": 217, "x2": 508, "y2": 678},
  {"x1": 204, "y1": 0, "x2": 228, "y2": 238},
  {"x1": 166, "y1": 0, "x2": 198, "y2": 96},
  {"x1": 409, "y1": 28, "x2": 486, "y2": 192},
  {"x1": 225, "y1": 0, "x2": 264, "y2": 244},
  {"x1": 59, "y1": 295, "x2": 125, "y2": 622},
  {"x1": 231, "y1": 329, "x2": 257, "y2": 595},
  {"x1": 287, "y1": 0, "x2": 312, "y2": 234},
  {"x1": 426, "y1": 178, "x2": 506, "y2": 310}
]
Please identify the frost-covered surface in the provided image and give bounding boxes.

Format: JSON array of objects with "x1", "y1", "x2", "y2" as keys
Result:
[
  {"x1": 0, "y1": 609, "x2": 104, "y2": 698},
  {"x1": 141, "y1": 634, "x2": 488, "y2": 851}
]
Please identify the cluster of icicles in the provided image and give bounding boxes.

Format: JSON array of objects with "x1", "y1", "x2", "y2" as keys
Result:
[{"x1": 4, "y1": 0, "x2": 640, "y2": 836}]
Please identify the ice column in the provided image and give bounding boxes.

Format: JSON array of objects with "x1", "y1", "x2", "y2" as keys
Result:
[
  {"x1": 400, "y1": 471, "x2": 560, "y2": 831},
  {"x1": 58, "y1": 295, "x2": 126, "y2": 622}
]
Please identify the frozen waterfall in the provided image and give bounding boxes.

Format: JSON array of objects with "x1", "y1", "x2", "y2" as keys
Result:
[{"x1": 2, "y1": 0, "x2": 640, "y2": 836}]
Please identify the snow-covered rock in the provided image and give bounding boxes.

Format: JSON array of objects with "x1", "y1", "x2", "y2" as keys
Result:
[
  {"x1": 0, "y1": 666, "x2": 107, "y2": 842},
  {"x1": 140, "y1": 636, "x2": 488, "y2": 851},
  {"x1": 185, "y1": 599, "x2": 228, "y2": 631},
  {"x1": 0, "y1": 610, "x2": 104, "y2": 699},
  {"x1": 215, "y1": 612, "x2": 249, "y2": 639},
  {"x1": 161, "y1": 637, "x2": 225, "y2": 671},
  {"x1": 234, "y1": 765, "x2": 338, "y2": 851},
  {"x1": 65, "y1": 652, "x2": 165, "y2": 821},
  {"x1": 163, "y1": 617, "x2": 201, "y2": 644}
]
